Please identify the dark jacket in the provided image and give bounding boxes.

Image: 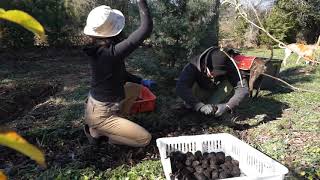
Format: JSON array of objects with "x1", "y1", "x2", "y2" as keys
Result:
[
  {"x1": 83, "y1": 0, "x2": 153, "y2": 102},
  {"x1": 176, "y1": 47, "x2": 249, "y2": 109}
]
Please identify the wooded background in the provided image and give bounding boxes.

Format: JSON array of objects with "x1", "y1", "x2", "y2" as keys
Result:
[
  {"x1": 220, "y1": 0, "x2": 320, "y2": 47},
  {"x1": 0, "y1": 0, "x2": 219, "y2": 68},
  {"x1": 0, "y1": 0, "x2": 320, "y2": 65}
]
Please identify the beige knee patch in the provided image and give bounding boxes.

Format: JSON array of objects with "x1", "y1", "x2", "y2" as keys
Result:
[{"x1": 138, "y1": 132, "x2": 152, "y2": 147}]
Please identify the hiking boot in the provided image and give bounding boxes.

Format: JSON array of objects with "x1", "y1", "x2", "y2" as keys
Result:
[
  {"x1": 83, "y1": 124, "x2": 109, "y2": 145},
  {"x1": 84, "y1": 124, "x2": 98, "y2": 145}
]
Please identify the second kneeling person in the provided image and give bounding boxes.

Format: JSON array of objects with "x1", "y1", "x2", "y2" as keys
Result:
[{"x1": 176, "y1": 47, "x2": 249, "y2": 117}]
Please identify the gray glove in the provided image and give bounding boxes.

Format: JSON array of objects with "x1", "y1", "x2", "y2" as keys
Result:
[
  {"x1": 215, "y1": 104, "x2": 231, "y2": 117},
  {"x1": 195, "y1": 103, "x2": 213, "y2": 115}
]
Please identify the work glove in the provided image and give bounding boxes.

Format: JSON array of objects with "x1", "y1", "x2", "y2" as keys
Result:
[
  {"x1": 215, "y1": 104, "x2": 231, "y2": 117},
  {"x1": 195, "y1": 103, "x2": 214, "y2": 115},
  {"x1": 141, "y1": 79, "x2": 156, "y2": 89}
]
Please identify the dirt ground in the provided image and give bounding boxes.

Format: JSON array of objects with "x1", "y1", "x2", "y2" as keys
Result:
[
  {"x1": 0, "y1": 47, "x2": 184, "y2": 178},
  {"x1": 0, "y1": 47, "x2": 319, "y2": 179}
]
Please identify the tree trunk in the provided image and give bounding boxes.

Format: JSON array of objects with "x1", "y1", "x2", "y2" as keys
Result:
[{"x1": 199, "y1": 0, "x2": 220, "y2": 49}]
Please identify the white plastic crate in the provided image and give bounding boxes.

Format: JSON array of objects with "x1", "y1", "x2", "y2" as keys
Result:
[{"x1": 156, "y1": 133, "x2": 288, "y2": 180}]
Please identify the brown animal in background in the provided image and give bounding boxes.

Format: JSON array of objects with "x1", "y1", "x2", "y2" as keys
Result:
[
  {"x1": 223, "y1": 47, "x2": 272, "y2": 98},
  {"x1": 279, "y1": 35, "x2": 320, "y2": 66},
  {"x1": 248, "y1": 48, "x2": 273, "y2": 97},
  {"x1": 248, "y1": 58, "x2": 267, "y2": 97}
]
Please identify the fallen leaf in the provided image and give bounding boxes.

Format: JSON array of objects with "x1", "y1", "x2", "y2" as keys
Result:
[
  {"x1": 0, "y1": 131, "x2": 46, "y2": 167},
  {"x1": 0, "y1": 171, "x2": 7, "y2": 180},
  {"x1": 0, "y1": 9, "x2": 45, "y2": 38}
]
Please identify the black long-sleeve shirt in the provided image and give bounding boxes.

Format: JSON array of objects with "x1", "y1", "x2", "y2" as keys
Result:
[
  {"x1": 176, "y1": 50, "x2": 249, "y2": 109},
  {"x1": 84, "y1": 0, "x2": 153, "y2": 102}
]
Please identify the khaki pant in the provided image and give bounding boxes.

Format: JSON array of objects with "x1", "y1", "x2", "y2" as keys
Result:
[
  {"x1": 84, "y1": 82, "x2": 151, "y2": 147},
  {"x1": 192, "y1": 80, "x2": 233, "y2": 105}
]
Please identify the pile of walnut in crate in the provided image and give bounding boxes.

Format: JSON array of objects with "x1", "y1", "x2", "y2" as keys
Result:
[{"x1": 170, "y1": 151, "x2": 241, "y2": 180}]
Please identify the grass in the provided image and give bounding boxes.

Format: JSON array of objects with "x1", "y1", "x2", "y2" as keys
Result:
[
  {"x1": 0, "y1": 47, "x2": 320, "y2": 180},
  {"x1": 35, "y1": 160, "x2": 163, "y2": 180},
  {"x1": 243, "y1": 48, "x2": 320, "y2": 179}
]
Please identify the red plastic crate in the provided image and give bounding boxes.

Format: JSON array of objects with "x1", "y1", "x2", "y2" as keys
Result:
[{"x1": 130, "y1": 86, "x2": 156, "y2": 114}]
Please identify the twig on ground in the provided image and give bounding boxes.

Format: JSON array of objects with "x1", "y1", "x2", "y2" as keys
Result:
[
  {"x1": 261, "y1": 73, "x2": 320, "y2": 93},
  {"x1": 0, "y1": 105, "x2": 9, "y2": 113}
]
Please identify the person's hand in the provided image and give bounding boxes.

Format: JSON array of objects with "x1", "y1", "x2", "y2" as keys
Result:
[
  {"x1": 199, "y1": 104, "x2": 214, "y2": 115},
  {"x1": 141, "y1": 79, "x2": 156, "y2": 88},
  {"x1": 215, "y1": 104, "x2": 230, "y2": 117}
]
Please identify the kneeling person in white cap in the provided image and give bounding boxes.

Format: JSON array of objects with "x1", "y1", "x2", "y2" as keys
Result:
[{"x1": 83, "y1": 0, "x2": 153, "y2": 147}]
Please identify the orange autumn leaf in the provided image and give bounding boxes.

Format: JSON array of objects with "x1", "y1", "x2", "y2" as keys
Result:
[
  {"x1": 0, "y1": 171, "x2": 7, "y2": 180},
  {"x1": 0, "y1": 131, "x2": 46, "y2": 168}
]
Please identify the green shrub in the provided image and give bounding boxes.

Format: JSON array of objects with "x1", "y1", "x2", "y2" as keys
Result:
[
  {"x1": 149, "y1": 0, "x2": 220, "y2": 68},
  {"x1": 258, "y1": 7, "x2": 297, "y2": 45}
]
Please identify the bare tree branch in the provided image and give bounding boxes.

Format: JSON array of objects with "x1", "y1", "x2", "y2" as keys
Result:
[
  {"x1": 262, "y1": 73, "x2": 320, "y2": 93},
  {"x1": 222, "y1": 0, "x2": 319, "y2": 63},
  {"x1": 247, "y1": 0, "x2": 264, "y2": 28}
]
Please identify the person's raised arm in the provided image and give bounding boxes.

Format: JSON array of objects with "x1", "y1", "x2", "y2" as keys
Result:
[{"x1": 113, "y1": 0, "x2": 153, "y2": 58}]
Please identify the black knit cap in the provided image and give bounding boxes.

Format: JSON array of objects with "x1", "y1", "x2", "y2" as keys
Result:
[
  {"x1": 206, "y1": 50, "x2": 228, "y2": 76},
  {"x1": 206, "y1": 48, "x2": 239, "y2": 76}
]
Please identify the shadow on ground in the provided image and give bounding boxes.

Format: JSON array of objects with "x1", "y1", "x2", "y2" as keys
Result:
[
  {"x1": 256, "y1": 65, "x2": 318, "y2": 96},
  {"x1": 235, "y1": 96, "x2": 289, "y2": 128},
  {"x1": 279, "y1": 66, "x2": 316, "y2": 84}
]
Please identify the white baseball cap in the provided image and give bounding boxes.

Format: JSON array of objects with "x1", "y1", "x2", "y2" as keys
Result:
[{"x1": 84, "y1": 5, "x2": 125, "y2": 38}]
